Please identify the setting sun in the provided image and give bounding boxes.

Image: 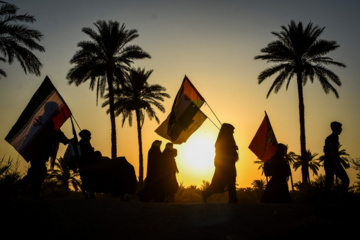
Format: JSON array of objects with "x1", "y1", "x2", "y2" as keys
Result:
[{"x1": 178, "y1": 134, "x2": 216, "y2": 175}]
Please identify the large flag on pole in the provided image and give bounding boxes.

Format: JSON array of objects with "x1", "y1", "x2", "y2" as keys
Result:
[
  {"x1": 155, "y1": 76, "x2": 207, "y2": 144},
  {"x1": 249, "y1": 112, "x2": 278, "y2": 162},
  {"x1": 5, "y1": 76, "x2": 72, "y2": 162}
]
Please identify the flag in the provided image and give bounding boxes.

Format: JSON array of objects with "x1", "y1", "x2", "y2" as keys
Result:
[
  {"x1": 5, "y1": 76, "x2": 71, "y2": 162},
  {"x1": 155, "y1": 76, "x2": 207, "y2": 144},
  {"x1": 248, "y1": 112, "x2": 278, "y2": 162}
]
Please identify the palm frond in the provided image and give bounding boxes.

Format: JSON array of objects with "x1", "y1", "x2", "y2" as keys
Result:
[
  {"x1": 0, "y1": 2, "x2": 44, "y2": 76},
  {"x1": 255, "y1": 20, "x2": 345, "y2": 99}
]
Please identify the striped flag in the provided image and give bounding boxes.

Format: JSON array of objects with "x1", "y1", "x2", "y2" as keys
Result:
[
  {"x1": 5, "y1": 76, "x2": 71, "y2": 162},
  {"x1": 155, "y1": 76, "x2": 207, "y2": 144},
  {"x1": 249, "y1": 112, "x2": 278, "y2": 162}
]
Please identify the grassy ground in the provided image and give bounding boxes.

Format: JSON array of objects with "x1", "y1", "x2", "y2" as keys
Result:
[{"x1": 2, "y1": 195, "x2": 359, "y2": 240}]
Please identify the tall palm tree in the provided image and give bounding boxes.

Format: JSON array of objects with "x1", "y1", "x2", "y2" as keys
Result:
[
  {"x1": 0, "y1": 1, "x2": 45, "y2": 78},
  {"x1": 67, "y1": 20, "x2": 151, "y2": 159},
  {"x1": 255, "y1": 21, "x2": 346, "y2": 184},
  {"x1": 293, "y1": 149, "x2": 321, "y2": 182},
  {"x1": 102, "y1": 68, "x2": 170, "y2": 183}
]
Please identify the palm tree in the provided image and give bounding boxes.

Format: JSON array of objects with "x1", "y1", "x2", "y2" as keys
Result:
[
  {"x1": 293, "y1": 149, "x2": 321, "y2": 182},
  {"x1": 46, "y1": 157, "x2": 81, "y2": 192},
  {"x1": 0, "y1": 1, "x2": 45, "y2": 78},
  {"x1": 102, "y1": 68, "x2": 170, "y2": 183},
  {"x1": 255, "y1": 21, "x2": 346, "y2": 184},
  {"x1": 254, "y1": 159, "x2": 265, "y2": 175},
  {"x1": 251, "y1": 179, "x2": 266, "y2": 191},
  {"x1": 67, "y1": 20, "x2": 151, "y2": 159}
]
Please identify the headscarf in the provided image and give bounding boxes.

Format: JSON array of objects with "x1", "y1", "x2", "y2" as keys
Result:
[{"x1": 215, "y1": 123, "x2": 238, "y2": 163}]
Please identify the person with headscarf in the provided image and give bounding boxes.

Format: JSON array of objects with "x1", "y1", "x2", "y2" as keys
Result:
[
  {"x1": 162, "y1": 142, "x2": 179, "y2": 202},
  {"x1": 202, "y1": 123, "x2": 239, "y2": 203},
  {"x1": 261, "y1": 143, "x2": 292, "y2": 203},
  {"x1": 138, "y1": 140, "x2": 163, "y2": 202}
]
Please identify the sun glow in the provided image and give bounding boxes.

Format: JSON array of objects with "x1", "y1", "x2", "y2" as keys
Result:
[{"x1": 178, "y1": 134, "x2": 216, "y2": 175}]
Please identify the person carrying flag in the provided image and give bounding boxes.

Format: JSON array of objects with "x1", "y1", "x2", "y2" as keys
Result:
[
  {"x1": 15, "y1": 102, "x2": 70, "y2": 200},
  {"x1": 7, "y1": 77, "x2": 72, "y2": 200},
  {"x1": 261, "y1": 143, "x2": 292, "y2": 203}
]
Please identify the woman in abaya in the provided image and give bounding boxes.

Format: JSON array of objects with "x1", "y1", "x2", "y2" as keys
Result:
[
  {"x1": 138, "y1": 140, "x2": 163, "y2": 202},
  {"x1": 202, "y1": 123, "x2": 239, "y2": 203},
  {"x1": 261, "y1": 143, "x2": 292, "y2": 203},
  {"x1": 162, "y1": 143, "x2": 179, "y2": 202}
]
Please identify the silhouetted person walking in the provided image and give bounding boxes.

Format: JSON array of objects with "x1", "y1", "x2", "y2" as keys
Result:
[
  {"x1": 138, "y1": 140, "x2": 164, "y2": 202},
  {"x1": 324, "y1": 121, "x2": 349, "y2": 196},
  {"x1": 202, "y1": 123, "x2": 239, "y2": 203},
  {"x1": 261, "y1": 143, "x2": 292, "y2": 203},
  {"x1": 162, "y1": 143, "x2": 179, "y2": 202},
  {"x1": 16, "y1": 118, "x2": 69, "y2": 200}
]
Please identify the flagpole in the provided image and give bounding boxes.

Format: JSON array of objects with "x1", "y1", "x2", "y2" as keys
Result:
[
  {"x1": 205, "y1": 102, "x2": 222, "y2": 126},
  {"x1": 70, "y1": 117, "x2": 78, "y2": 140},
  {"x1": 207, "y1": 116, "x2": 220, "y2": 130},
  {"x1": 71, "y1": 115, "x2": 81, "y2": 132}
]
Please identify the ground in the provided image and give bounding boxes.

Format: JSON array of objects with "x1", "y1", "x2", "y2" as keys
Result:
[{"x1": 2, "y1": 197, "x2": 358, "y2": 240}]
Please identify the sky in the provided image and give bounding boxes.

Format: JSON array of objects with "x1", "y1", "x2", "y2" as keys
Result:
[{"x1": 1, "y1": 0, "x2": 360, "y2": 188}]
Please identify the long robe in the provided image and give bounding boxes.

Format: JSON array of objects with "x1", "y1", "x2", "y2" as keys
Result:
[
  {"x1": 162, "y1": 148, "x2": 179, "y2": 198},
  {"x1": 138, "y1": 143, "x2": 164, "y2": 202},
  {"x1": 205, "y1": 123, "x2": 238, "y2": 202},
  {"x1": 261, "y1": 151, "x2": 291, "y2": 203}
]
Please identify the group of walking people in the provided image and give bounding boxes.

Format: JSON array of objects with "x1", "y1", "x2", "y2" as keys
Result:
[
  {"x1": 15, "y1": 118, "x2": 349, "y2": 203},
  {"x1": 138, "y1": 141, "x2": 179, "y2": 202},
  {"x1": 138, "y1": 120, "x2": 349, "y2": 204},
  {"x1": 260, "y1": 120, "x2": 350, "y2": 203},
  {"x1": 139, "y1": 123, "x2": 240, "y2": 204}
]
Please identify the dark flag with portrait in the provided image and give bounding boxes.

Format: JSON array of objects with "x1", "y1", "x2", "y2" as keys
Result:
[{"x1": 5, "y1": 76, "x2": 71, "y2": 163}]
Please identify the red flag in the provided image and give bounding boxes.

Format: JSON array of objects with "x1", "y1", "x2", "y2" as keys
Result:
[{"x1": 249, "y1": 112, "x2": 278, "y2": 162}]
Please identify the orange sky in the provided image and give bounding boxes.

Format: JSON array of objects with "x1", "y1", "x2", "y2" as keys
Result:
[{"x1": 1, "y1": 0, "x2": 360, "y2": 188}]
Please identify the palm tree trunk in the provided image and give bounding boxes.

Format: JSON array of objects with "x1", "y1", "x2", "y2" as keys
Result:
[
  {"x1": 136, "y1": 109, "x2": 144, "y2": 183},
  {"x1": 107, "y1": 72, "x2": 117, "y2": 159},
  {"x1": 296, "y1": 72, "x2": 309, "y2": 184}
]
